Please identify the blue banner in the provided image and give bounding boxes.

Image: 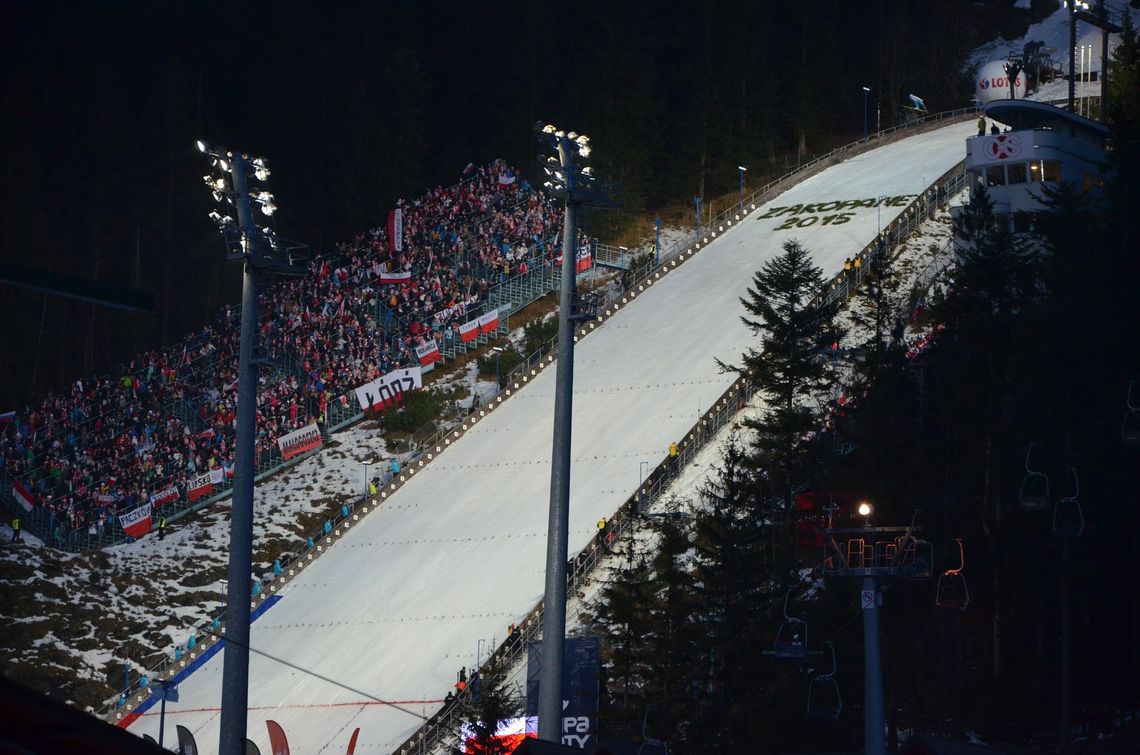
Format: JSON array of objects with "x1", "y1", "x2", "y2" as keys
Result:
[{"x1": 525, "y1": 636, "x2": 600, "y2": 748}]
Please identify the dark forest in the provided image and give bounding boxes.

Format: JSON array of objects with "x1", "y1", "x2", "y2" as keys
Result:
[{"x1": 0, "y1": 0, "x2": 1050, "y2": 411}]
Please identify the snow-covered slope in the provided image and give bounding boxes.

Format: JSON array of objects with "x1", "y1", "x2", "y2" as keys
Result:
[{"x1": 124, "y1": 117, "x2": 976, "y2": 754}]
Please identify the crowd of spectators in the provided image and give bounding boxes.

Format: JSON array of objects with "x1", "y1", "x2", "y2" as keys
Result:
[{"x1": 0, "y1": 160, "x2": 592, "y2": 544}]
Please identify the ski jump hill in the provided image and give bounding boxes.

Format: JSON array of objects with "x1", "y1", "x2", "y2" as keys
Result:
[{"x1": 125, "y1": 115, "x2": 977, "y2": 754}]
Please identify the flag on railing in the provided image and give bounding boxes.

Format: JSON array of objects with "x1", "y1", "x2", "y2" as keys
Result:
[
  {"x1": 118, "y1": 502, "x2": 153, "y2": 538},
  {"x1": 414, "y1": 339, "x2": 442, "y2": 366},
  {"x1": 577, "y1": 245, "x2": 593, "y2": 273},
  {"x1": 458, "y1": 318, "x2": 480, "y2": 343},
  {"x1": 477, "y1": 308, "x2": 500, "y2": 335},
  {"x1": 387, "y1": 207, "x2": 403, "y2": 252},
  {"x1": 187, "y1": 471, "x2": 213, "y2": 503},
  {"x1": 353, "y1": 366, "x2": 424, "y2": 413},
  {"x1": 11, "y1": 479, "x2": 35, "y2": 512},
  {"x1": 209, "y1": 467, "x2": 225, "y2": 485},
  {"x1": 150, "y1": 486, "x2": 179, "y2": 507},
  {"x1": 0, "y1": 410, "x2": 15, "y2": 425},
  {"x1": 498, "y1": 168, "x2": 517, "y2": 185},
  {"x1": 223, "y1": 460, "x2": 235, "y2": 479},
  {"x1": 276, "y1": 423, "x2": 323, "y2": 461}
]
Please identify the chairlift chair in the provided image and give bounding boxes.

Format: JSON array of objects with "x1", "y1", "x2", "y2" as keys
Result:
[
  {"x1": 898, "y1": 536, "x2": 934, "y2": 579},
  {"x1": 805, "y1": 641, "x2": 842, "y2": 720},
  {"x1": 935, "y1": 538, "x2": 969, "y2": 611},
  {"x1": 773, "y1": 588, "x2": 810, "y2": 661},
  {"x1": 1052, "y1": 467, "x2": 1084, "y2": 538},
  {"x1": 1122, "y1": 382, "x2": 1140, "y2": 445},
  {"x1": 1018, "y1": 443, "x2": 1050, "y2": 511}
]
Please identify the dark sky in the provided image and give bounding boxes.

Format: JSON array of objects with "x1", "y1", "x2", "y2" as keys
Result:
[{"x1": 0, "y1": 0, "x2": 1035, "y2": 409}]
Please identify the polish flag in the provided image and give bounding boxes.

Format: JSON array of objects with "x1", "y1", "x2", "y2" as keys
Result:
[
  {"x1": 415, "y1": 339, "x2": 442, "y2": 366},
  {"x1": 458, "y1": 319, "x2": 480, "y2": 343},
  {"x1": 187, "y1": 471, "x2": 213, "y2": 503},
  {"x1": 118, "y1": 502, "x2": 153, "y2": 538},
  {"x1": 150, "y1": 486, "x2": 179, "y2": 507},
  {"x1": 378, "y1": 268, "x2": 413, "y2": 285},
  {"x1": 477, "y1": 308, "x2": 500, "y2": 335},
  {"x1": 11, "y1": 479, "x2": 35, "y2": 512}
]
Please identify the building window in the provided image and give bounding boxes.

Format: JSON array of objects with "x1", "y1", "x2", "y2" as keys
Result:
[
  {"x1": 1006, "y1": 163, "x2": 1027, "y2": 184},
  {"x1": 986, "y1": 165, "x2": 1006, "y2": 186},
  {"x1": 1029, "y1": 161, "x2": 1042, "y2": 182}
]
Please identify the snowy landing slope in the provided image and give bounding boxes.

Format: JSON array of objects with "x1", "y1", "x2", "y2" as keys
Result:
[{"x1": 127, "y1": 117, "x2": 976, "y2": 754}]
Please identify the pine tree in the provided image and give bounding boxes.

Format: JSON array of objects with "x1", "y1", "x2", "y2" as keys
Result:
[
  {"x1": 685, "y1": 434, "x2": 779, "y2": 750},
  {"x1": 723, "y1": 239, "x2": 836, "y2": 569},
  {"x1": 453, "y1": 654, "x2": 523, "y2": 755}
]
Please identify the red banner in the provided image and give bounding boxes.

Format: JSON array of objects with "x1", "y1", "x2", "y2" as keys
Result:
[
  {"x1": 477, "y1": 308, "x2": 500, "y2": 335},
  {"x1": 276, "y1": 423, "x2": 323, "y2": 460},
  {"x1": 458, "y1": 319, "x2": 480, "y2": 343},
  {"x1": 187, "y1": 471, "x2": 213, "y2": 503},
  {"x1": 576, "y1": 245, "x2": 593, "y2": 273},
  {"x1": 11, "y1": 479, "x2": 35, "y2": 512},
  {"x1": 118, "y1": 502, "x2": 153, "y2": 538},
  {"x1": 150, "y1": 486, "x2": 179, "y2": 507},
  {"x1": 414, "y1": 339, "x2": 442, "y2": 366},
  {"x1": 387, "y1": 207, "x2": 403, "y2": 253}
]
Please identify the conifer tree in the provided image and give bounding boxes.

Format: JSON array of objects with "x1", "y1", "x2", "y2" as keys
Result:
[
  {"x1": 722, "y1": 239, "x2": 835, "y2": 568},
  {"x1": 453, "y1": 654, "x2": 523, "y2": 755}
]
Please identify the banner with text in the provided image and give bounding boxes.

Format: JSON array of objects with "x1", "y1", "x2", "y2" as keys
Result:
[
  {"x1": 118, "y1": 502, "x2": 153, "y2": 538},
  {"x1": 414, "y1": 339, "x2": 442, "y2": 367},
  {"x1": 353, "y1": 366, "x2": 423, "y2": 413},
  {"x1": 525, "y1": 636, "x2": 600, "y2": 748},
  {"x1": 387, "y1": 207, "x2": 403, "y2": 252},
  {"x1": 187, "y1": 471, "x2": 213, "y2": 503},
  {"x1": 277, "y1": 423, "x2": 323, "y2": 460},
  {"x1": 149, "y1": 486, "x2": 179, "y2": 508}
]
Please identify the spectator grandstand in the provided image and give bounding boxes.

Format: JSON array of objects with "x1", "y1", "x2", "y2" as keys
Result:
[{"x1": 0, "y1": 160, "x2": 591, "y2": 550}]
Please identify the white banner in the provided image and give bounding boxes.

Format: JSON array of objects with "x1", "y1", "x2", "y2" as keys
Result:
[
  {"x1": 276, "y1": 422, "x2": 323, "y2": 460},
  {"x1": 353, "y1": 366, "x2": 424, "y2": 413}
]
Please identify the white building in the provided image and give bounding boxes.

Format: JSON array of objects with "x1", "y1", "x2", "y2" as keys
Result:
[{"x1": 964, "y1": 98, "x2": 1109, "y2": 231}]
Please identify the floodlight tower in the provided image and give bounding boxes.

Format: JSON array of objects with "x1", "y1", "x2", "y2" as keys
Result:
[
  {"x1": 534, "y1": 122, "x2": 616, "y2": 744},
  {"x1": 197, "y1": 140, "x2": 309, "y2": 755}
]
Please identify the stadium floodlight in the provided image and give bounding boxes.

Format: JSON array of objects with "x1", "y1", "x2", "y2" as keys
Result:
[
  {"x1": 533, "y1": 121, "x2": 617, "y2": 745},
  {"x1": 196, "y1": 140, "x2": 309, "y2": 755}
]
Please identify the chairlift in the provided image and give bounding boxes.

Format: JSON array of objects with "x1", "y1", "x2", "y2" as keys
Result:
[
  {"x1": 806, "y1": 641, "x2": 842, "y2": 720},
  {"x1": 1052, "y1": 467, "x2": 1084, "y2": 538},
  {"x1": 1018, "y1": 443, "x2": 1050, "y2": 511},
  {"x1": 898, "y1": 536, "x2": 934, "y2": 579},
  {"x1": 935, "y1": 538, "x2": 969, "y2": 611},
  {"x1": 772, "y1": 588, "x2": 810, "y2": 661},
  {"x1": 1122, "y1": 382, "x2": 1140, "y2": 445}
]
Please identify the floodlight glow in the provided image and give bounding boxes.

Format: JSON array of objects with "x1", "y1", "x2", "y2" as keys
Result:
[
  {"x1": 578, "y1": 144, "x2": 591, "y2": 158},
  {"x1": 261, "y1": 202, "x2": 276, "y2": 216},
  {"x1": 218, "y1": 158, "x2": 230, "y2": 173},
  {"x1": 567, "y1": 131, "x2": 578, "y2": 140},
  {"x1": 858, "y1": 502, "x2": 872, "y2": 517},
  {"x1": 543, "y1": 124, "x2": 556, "y2": 134},
  {"x1": 196, "y1": 140, "x2": 208, "y2": 153}
]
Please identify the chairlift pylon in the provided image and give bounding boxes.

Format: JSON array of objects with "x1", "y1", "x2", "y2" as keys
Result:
[
  {"x1": 805, "y1": 641, "x2": 842, "y2": 720},
  {"x1": 772, "y1": 587, "x2": 810, "y2": 661},
  {"x1": 1052, "y1": 467, "x2": 1084, "y2": 538},
  {"x1": 935, "y1": 538, "x2": 969, "y2": 611},
  {"x1": 1019, "y1": 442, "x2": 1050, "y2": 511},
  {"x1": 1122, "y1": 382, "x2": 1140, "y2": 445}
]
